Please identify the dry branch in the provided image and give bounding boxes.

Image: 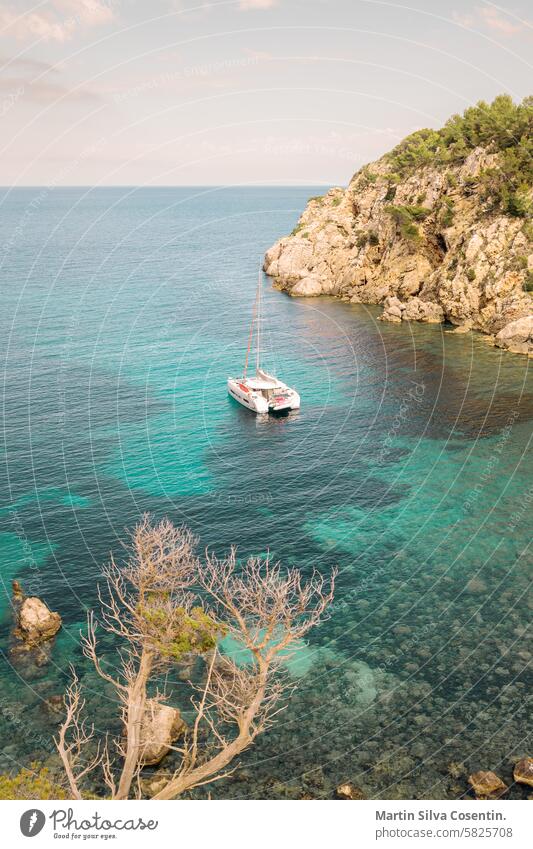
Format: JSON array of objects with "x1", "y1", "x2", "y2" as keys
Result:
[{"x1": 56, "y1": 516, "x2": 334, "y2": 800}]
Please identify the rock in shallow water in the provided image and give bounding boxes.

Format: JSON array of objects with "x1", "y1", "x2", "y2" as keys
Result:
[
  {"x1": 139, "y1": 699, "x2": 186, "y2": 766},
  {"x1": 380, "y1": 295, "x2": 403, "y2": 322},
  {"x1": 495, "y1": 316, "x2": 533, "y2": 356},
  {"x1": 403, "y1": 298, "x2": 444, "y2": 323},
  {"x1": 335, "y1": 782, "x2": 367, "y2": 799},
  {"x1": 17, "y1": 597, "x2": 62, "y2": 645},
  {"x1": 513, "y1": 757, "x2": 533, "y2": 787},
  {"x1": 468, "y1": 770, "x2": 508, "y2": 799},
  {"x1": 40, "y1": 694, "x2": 64, "y2": 724},
  {"x1": 380, "y1": 296, "x2": 444, "y2": 324},
  {"x1": 466, "y1": 577, "x2": 487, "y2": 594}
]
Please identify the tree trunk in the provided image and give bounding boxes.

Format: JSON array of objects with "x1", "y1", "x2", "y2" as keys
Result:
[
  {"x1": 151, "y1": 666, "x2": 268, "y2": 800},
  {"x1": 116, "y1": 649, "x2": 153, "y2": 799}
]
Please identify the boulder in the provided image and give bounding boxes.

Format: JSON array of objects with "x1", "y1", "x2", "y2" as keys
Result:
[
  {"x1": 403, "y1": 297, "x2": 444, "y2": 323},
  {"x1": 139, "y1": 699, "x2": 186, "y2": 766},
  {"x1": 380, "y1": 295, "x2": 404, "y2": 323},
  {"x1": 468, "y1": 770, "x2": 508, "y2": 799},
  {"x1": 495, "y1": 316, "x2": 533, "y2": 355},
  {"x1": 335, "y1": 782, "x2": 367, "y2": 800},
  {"x1": 381, "y1": 311, "x2": 402, "y2": 323},
  {"x1": 141, "y1": 774, "x2": 169, "y2": 796},
  {"x1": 17, "y1": 597, "x2": 62, "y2": 645},
  {"x1": 381, "y1": 296, "x2": 444, "y2": 324},
  {"x1": 513, "y1": 757, "x2": 533, "y2": 787},
  {"x1": 290, "y1": 276, "x2": 323, "y2": 297}
]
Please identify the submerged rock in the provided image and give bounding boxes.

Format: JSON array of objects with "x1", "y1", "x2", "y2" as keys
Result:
[
  {"x1": 447, "y1": 761, "x2": 466, "y2": 779},
  {"x1": 468, "y1": 770, "x2": 508, "y2": 799},
  {"x1": 513, "y1": 757, "x2": 533, "y2": 787},
  {"x1": 466, "y1": 577, "x2": 487, "y2": 594},
  {"x1": 40, "y1": 694, "x2": 65, "y2": 724},
  {"x1": 335, "y1": 782, "x2": 367, "y2": 800},
  {"x1": 448, "y1": 322, "x2": 473, "y2": 334},
  {"x1": 139, "y1": 699, "x2": 186, "y2": 766},
  {"x1": 142, "y1": 776, "x2": 169, "y2": 796}
]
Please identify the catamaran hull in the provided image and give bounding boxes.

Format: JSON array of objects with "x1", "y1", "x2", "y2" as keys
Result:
[
  {"x1": 268, "y1": 392, "x2": 300, "y2": 415},
  {"x1": 269, "y1": 404, "x2": 291, "y2": 417},
  {"x1": 227, "y1": 379, "x2": 269, "y2": 414},
  {"x1": 227, "y1": 378, "x2": 300, "y2": 416}
]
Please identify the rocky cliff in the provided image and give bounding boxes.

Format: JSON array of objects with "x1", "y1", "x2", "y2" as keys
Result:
[{"x1": 264, "y1": 97, "x2": 533, "y2": 355}]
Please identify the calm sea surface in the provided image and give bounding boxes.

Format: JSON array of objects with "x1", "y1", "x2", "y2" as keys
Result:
[{"x1": 0, "y1": 187, "x2": 531, "y2": 798}]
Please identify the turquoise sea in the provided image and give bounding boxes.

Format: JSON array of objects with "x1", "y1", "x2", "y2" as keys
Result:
[{"x1": 0, "y1": 187, "x2": 531, "y2": 799}]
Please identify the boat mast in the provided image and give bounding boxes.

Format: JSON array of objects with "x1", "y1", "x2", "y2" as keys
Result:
[
  {"x1": 243, "y1": 268, "x2": 261, "y2": 378},
  {"x1": 256, "y1": 267, "x2": 261, "y2": 373}
]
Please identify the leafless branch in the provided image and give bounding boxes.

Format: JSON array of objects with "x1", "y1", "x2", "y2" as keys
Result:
[
  {"x1": 54, "y1": 667, "x2": 104, "y2": 800},
  {"x1": 56, "y1": 516, "x2": 334, "y2": 801}
]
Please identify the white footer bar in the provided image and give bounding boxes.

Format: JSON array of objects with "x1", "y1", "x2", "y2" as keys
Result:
[{"x1": 3, "y1": 799, "x2": 529, "y2": 848}]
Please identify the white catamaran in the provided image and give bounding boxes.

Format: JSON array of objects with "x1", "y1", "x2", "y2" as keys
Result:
[{"x1": 227, "y1": 271, "x2": 300, "y2": 416}]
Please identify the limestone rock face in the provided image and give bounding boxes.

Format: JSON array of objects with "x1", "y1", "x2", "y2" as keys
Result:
[
  {"x1": 139, "y1": 700, "x2": 186, "y2": 766},
  {"x1": 468, "y1": 770, "x2": 508, "y2": 799},
  {"x1": 265, "y1": 238, "x2": 313, "y2": 282},
  {"x1": 17, "y1": 597, "x2": 62, "y2": 645},
  {"x1": 264, "y1": 149, "x2": 532, "y2": 353},
  {"x1": 513, "y1": 757, "x2": 533, "y2": 787}
]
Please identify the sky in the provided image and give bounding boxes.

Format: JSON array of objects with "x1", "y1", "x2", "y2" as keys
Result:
[{"x1": 0, "y1": 0, "x2": 531, "y2": 186}]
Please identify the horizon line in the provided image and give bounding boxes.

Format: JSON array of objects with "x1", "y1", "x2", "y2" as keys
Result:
[{"x1": 0, "y1": 183, "x2": 336, "y2": 190}]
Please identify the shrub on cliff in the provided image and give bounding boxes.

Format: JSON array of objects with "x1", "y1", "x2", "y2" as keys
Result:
[
  {"x1": 438, "y1": 198, "x2": 455, "y2": 227},
  {"x1": 384, "y1": 205, "x2": 427, "y2": 240},
  {"x1": 385, "y1": 95, "x2": 532, "y2": 216},
  {"x1": 388, "y1": 95, "x2": 532, "y2": 172}
]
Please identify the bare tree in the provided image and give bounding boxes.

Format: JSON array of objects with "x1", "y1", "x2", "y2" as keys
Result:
[{"x1": 56, "y1": 515, "x2": 335, "y2": 800}]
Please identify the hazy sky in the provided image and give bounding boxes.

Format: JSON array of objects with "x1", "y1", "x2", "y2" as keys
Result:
[{"x1": 0, "y1": 0, "x2": 531, "y2": 185}]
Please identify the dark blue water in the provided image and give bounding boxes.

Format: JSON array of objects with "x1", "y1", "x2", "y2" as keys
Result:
[{"x1": 0, "y1": 187, "x2": 531, "y2": 798}]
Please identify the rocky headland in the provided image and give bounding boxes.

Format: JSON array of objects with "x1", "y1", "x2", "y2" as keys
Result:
[{"x1": 264, "y1": 96, "x2": 532, "y2": 355}]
